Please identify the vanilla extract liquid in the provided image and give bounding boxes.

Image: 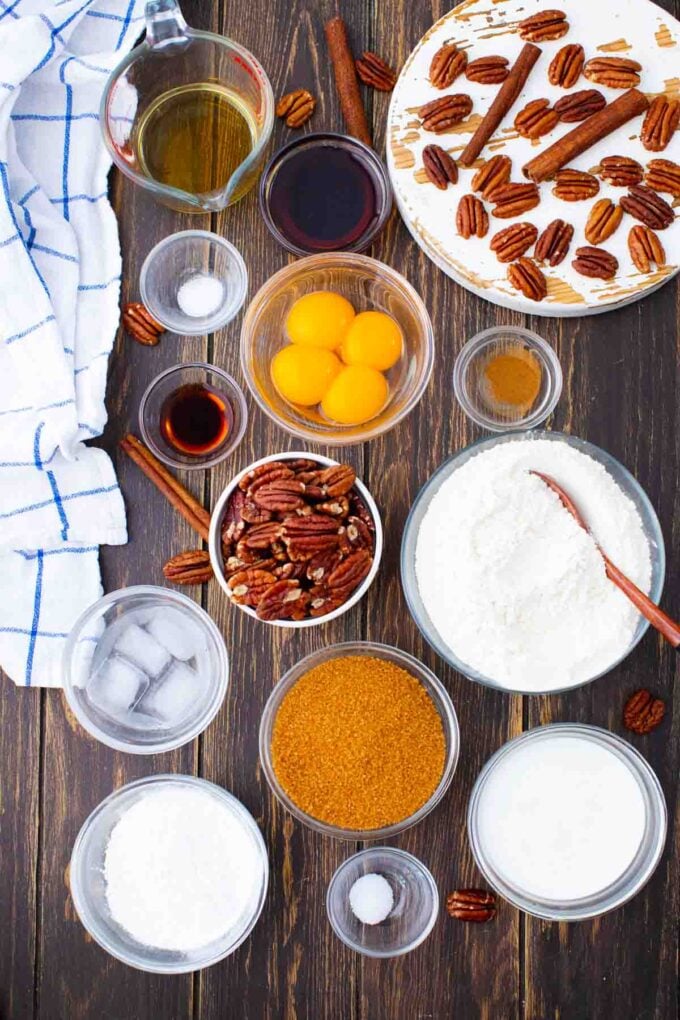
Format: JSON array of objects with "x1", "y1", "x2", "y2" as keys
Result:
[{"x1": 160, "y1": 383, "x2": 232, "y2": 457}]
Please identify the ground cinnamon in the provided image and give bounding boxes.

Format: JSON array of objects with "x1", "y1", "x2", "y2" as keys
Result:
[
  {"x1": 325, "y1": 17, "x2": 372, "y2": 147},
  {"x1": 483, "y1": 347, "x2": 542, "y2": 410},
  {"x1": 271, "y1": 655, "x2": 446, "y2": 830},
  {"x1": 523, "y1": 88, "x2": 649, "y2": 182}
]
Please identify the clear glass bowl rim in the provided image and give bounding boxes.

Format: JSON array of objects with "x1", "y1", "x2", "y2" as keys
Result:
[
  {"x1": 100, "y1": 29, "x2": 275, "y2": 212},
  {"x1": 467, "y1": 723, "x2": 667, "y2": 921},
  {"x1": 239, "y1": 251, "x2": 435, "y2": 447},
  {"x1": 208, "y1": 452, "x2": 383, "y2": 629},
  {"x1": 326, "y1": 846, "x2": 440, "y2": 958},
  {"x1": 139, "y1": 230, "x2": 249, "y2": 335},
  {"x1": 138, "y1": 361, "x2": 249, "y2": 471},
  {"x1": 69, "y1": 773, "x2": 269, "y2": 973},
  {"x1": 62, "y1": 585, "x2": 230, "y2": 754},
  {"x1": 452, "y1": 325, "x2": 563, "y2": 432},
  {"x1": 258, "y1": 131, "x2": 393, "y2": 256},
  {"x1": 258, "y1": 640, "x2": 460, "y2": 840},
  {"x1": 400, "y1": 429, "x2": 666, "y2": 696}
]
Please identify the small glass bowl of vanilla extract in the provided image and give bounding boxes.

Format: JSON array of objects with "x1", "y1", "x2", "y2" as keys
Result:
[
  {"x1": 260, "y1": 133, "x2": 392, "y2": 255},
  {"x1": 139, "y1": 363, "x2": 248, "y2": 470}
]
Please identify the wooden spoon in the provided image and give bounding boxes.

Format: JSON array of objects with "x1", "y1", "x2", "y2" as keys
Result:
[{"x1": 531, "y1": 470, "x2": 680, "y2": 650}]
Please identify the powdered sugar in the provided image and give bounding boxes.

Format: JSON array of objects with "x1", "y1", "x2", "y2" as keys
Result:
[
  {"x1": 104, "y1": 786, "x2": 265, "y2": 952},
  {"x1": 415, "y1": 439, "x2": 652, "y2": 691}
]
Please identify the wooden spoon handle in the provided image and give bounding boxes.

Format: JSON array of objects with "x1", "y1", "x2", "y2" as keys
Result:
[{"x1": 603, "y1": 555, "x2": 680, "y2": 648}]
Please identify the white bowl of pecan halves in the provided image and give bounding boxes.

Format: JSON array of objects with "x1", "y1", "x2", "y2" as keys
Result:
[{"x1": 208, "y1": 452, "x2": 382, "y2": 627}]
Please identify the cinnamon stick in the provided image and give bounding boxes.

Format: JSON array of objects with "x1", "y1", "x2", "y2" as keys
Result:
[
  {"x1": 523, "y1": 88, "x2": 649, "y2": 183},
  {"x1": 459, "y1": 43, "x2": 541, "y2": 167},
  {"x1": 325, "y1": 17, "x2": 372, "y2": 147},
  {"x1": 120, "y1": 433, "x2": 211, "y2": 542}
]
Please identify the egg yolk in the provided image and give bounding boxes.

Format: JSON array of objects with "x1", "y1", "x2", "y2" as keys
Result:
[
  {"x1": 340, "y1": 311, "x2": 403, "y2": 371},
  {"x1": 271, "y1": 345, "x2": 342, "y2": 407},
  {"x1": 321, "y1": 365, "x2": 389, "y2": 425},
  {"x1": 286, "y1": 291, "x2": 355, "y2": 350}
]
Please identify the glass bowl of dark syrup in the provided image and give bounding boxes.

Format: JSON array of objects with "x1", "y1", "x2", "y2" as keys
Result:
[
  {"x1": 260, "y1": 133, "x2": 392, "y2": 255},
  {"x1": 139, "y1": 362, "x2": 248, "y2": 470}
]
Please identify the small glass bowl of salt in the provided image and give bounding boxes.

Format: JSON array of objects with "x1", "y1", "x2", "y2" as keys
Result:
[
  {"x1": 140, "y1": 230, "x2": 248, "y2": 336},
  {"x1": 326, "y1": 847, "x2": 439, "y2": 957}
]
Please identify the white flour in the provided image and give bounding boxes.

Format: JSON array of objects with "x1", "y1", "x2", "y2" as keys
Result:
[
  {"x1": 104, "y1": 786, "x2": 264, "y2": 952},
  {"x1": 415, "y1": 439, "x2": 652, "y2": 691}
]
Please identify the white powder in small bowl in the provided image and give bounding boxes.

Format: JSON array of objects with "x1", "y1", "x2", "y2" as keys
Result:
[
  {"x1": 104, "y1": 786, "x2": 264, "y2": 952},
  {"x1": 177, "y1": 273, "x2": 225, "y2": 318},
  {"x1": 415, "y1": 439, "x2": 652, "y2": 692},
  {"x1": 349, "y1": 873, "x2": 394, "y2": 925}
]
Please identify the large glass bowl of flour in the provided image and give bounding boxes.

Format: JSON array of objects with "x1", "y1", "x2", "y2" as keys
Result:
[{"x1": 401, "y1": 431, "x2": 665, "y2": 695}]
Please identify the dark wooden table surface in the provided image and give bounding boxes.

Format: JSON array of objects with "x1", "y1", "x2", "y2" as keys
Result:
[{"x1": 2, "y1": 1, "x2": 679, "y2": 1018}]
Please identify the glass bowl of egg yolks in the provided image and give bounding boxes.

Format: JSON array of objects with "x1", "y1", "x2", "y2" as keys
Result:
[{"x1": 240, "y1": 253, "x2": 435, "y2": 446}]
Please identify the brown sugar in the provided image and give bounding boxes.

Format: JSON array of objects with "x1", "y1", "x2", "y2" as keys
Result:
[{"x1": 270, "y1": 655, "x2": 447, "y2": 830}]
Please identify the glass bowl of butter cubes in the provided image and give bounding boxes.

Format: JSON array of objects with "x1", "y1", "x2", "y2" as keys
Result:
[{"x1": 63, "y1": 586, "x2": 229, "y2": 754}]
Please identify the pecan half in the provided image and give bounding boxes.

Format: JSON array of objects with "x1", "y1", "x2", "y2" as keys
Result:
[
  {"x1": 619, "y1": 184, "x2": 675, "y2": 230},
  {"x1": 282, "y1": 514, "x2": 339, "y2": 538},
  {"x1": 548, "y1": 43, "x2": 584, "y2": 88},
  {"x1": 239, "y1": 461, "x2": 294, "y2": 492},
  {"x1": 309, "y1": 587, "x2": 345, "y2": 618},
  {"x1": 317, "y1": 464, "x2": 356, "y2": 497},
  {"x1": 163, "y1": 549, "x2": 213, "y2": 585},
  {"x1": 465, "y1": 55, "x2": 509, "y2": 85},
  {"x1": 554, "y1": 89, "x2": 606, "y2": 124},
  {"x1": 356, "y1": 51, "x2": 397, "y2": 91},
  {"x1": 446, "y1": 889, "x2": 497, "y2": 923},
  {"x1": 645, "y1": 158, "x2": 680, "y2": 197},
  {"x1": 343, "y1": 515, "x2": 374, "y2": 551},
  {"x1": 287, "y1": 533, "x2": 340, "y2": 562},
  {"x1": 456, "y1": 194, "x2": 489, "y2": 239},
  {"x1": 274, "y1": 561, "x2": 307, "y2": 581},
  {"x1": 583, "y1": 56, "x2": 642, "y2": 89},
  {"x1": 306, "y1": 549, "x2": 344, "y2": 585},
  {"x1": 518, "y1": 9, "x2": 568, "y2": 41},
  {"x1": 241, "y1": 520, "x2": 283, "y2": 549},
  {"x1": 535, "y1": 219, "x2": 574, "y2": 267},
  {"x1": 327, "y1": 548, "x2": 373, "y2": 597},
  {"x1": 514, "y1": 98, "x2": 559, "y2": 140},
  {"x1": 507, "y1": 258, "x2": 547, "y2": 301},
  {"x1": 122, "y1": 302, "x2": 163, "y2": 345},
  {"x1": 252, "y1": 479, "x2": 306, "y2": 512},
  {"x1": 429, "y1": 43, "x2": 467, "y2": 89},
  {"x1": 241, "y1": 500, "x2": 273, "y2": 525},
  {"x1": 623, "y1": 689, "x2": 666, "y2": 735},
  {"x1": 598, "y1": 155, "x2": 644, "y2": 187},
  {"x1": 640, "y1": 96, "x2": 680, "y2": 153},
  {"x1": 491, "y1": 183, "x2": 540, "y2": 219},
  {"x1": 227, "y1": 567, "x2": 278, "y2": 607},
  {"x1": 316, "y1": 495, "x2": 350, "y2": 518},
  {"x1": 552, "y1": 168, "x2": 600, "y2": 201},
  {"x1": 256, "y1": 581, "x2": 309, "y2": 621},
  {"x1": 422, "y1": 144, "x2": 458, "y2": 189},
  {"x1": 585, "y1": 198, "x2": 623, "y2": 245},
  {"x1": 471, "y1": 154, "x2": 512, "y2": 201},
  {"x1": 572, "y1": 245, "x2": 618, "y2": 280},
  {"x1": 276, "y1": 88, "x2": 316, "y2": 128},
  {"x1": 628, "y1": 225, "x2": 666, "y2": 273},
  {"x1": 419, "y1": 93, "x2": 473, "y2": 133},
  {"x1": 489, "y1": 222, "x2": 538, "y2": 263},
  {"x1": 221, "y1": 488, "x2": 247, "y2": 549}
]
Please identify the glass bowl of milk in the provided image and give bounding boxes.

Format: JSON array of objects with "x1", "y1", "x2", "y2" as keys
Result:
[{"x1": 467, "y1": 724, "x2": 667, "y2": 921}]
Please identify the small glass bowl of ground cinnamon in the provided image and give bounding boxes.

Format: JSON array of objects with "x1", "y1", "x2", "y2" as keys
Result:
[
  {"x1": 453, "y1": 326, "x2": 562, "y2": 433},
  {"x1": 259, "y1": 642, "x2": 459, "y2": 840}
]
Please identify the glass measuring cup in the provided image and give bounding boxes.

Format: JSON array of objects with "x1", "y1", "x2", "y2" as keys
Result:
[{"x1": 100, "y1": 0, "x2": 275, "y2": 212}]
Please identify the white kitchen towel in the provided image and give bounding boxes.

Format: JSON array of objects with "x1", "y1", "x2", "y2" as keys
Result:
[{"x1": 0, "y1": 0, "x2": 146, "y2": 686}]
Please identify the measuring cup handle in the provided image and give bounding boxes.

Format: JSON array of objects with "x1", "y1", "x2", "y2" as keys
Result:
[{"x1": 145, "y1": 0, "x2": 188, "y2": 47}]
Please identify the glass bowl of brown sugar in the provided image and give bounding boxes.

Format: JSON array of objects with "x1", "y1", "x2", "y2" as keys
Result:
[{"x1": 259, "y1": 641, "x2": 459, "y2": 840}]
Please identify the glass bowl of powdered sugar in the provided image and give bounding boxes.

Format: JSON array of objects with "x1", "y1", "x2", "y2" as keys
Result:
[
  {"x1": 70, "y1": 775, "x2": 269, "y2": 973},
  {"x1": 401, "y1": 431, "x2": 665, "y2": 695}
]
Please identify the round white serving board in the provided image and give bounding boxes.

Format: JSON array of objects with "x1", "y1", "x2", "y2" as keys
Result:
[{"x1": 387, "y1": 0, "x2": 680, "y2": 317}]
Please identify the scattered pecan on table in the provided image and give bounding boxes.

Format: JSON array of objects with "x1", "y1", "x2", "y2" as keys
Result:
[
  {"x1": 644, "y1": 158, "x2": 680, "y2": 196},
  {"x1": 276, "y1": 89, "x2": 316, "y2": 128},
  {"x1": 446, "y1": 889, "x2": 497, "y2": 923},
  {"x1": 623, "y1": 689, "x2": 666, "y2": 735},
  {"x1": 471, "y1": 154, "x2": 511, "y2": 201},
  {"x1": 221, "y1": 460, "x2": 375, "y2": 622},
  {"x1": 490, "y1": 182, "x2": 540, "y2": 219},
  {"x1": 122, "y1": 302, "x2": 164, "y2": 346},
  {"x1": 535, "y1": 219, "x2": 574, "y2": 267},
  {"x1": 619, "y1": 185, "x2": 675, "y2": 230},
  {"x1": 572, "y1": 246, "x2": 619, "y2": 280},
  {"x1": 518, "y1": 9, "x2": 569, "y2": 42},
  {"x1": 507, "y1": 258, "x2": 547, "y2": 301},
  {"x1": 456, "y1": 194, "x2": 489, "y2": 239},
  {"x1": 553, "y1": 89, "x2": 606, "y2": 124},
  {"x1": 552, "y1": 168, "x2": 600, "y2": 201},
  {"x1": 489, "y1": 222, "x2": 538, "y2": 263},
  {"x1": 418, "y1": 93, "x2": 473, "y2": 133},
  {"x1": 583, "y1": 56, "x2": 642, "y2": 89},
  {"x1": 597, "y1": 155, "x2": 644, "y2": 188},
  {"x1": 628, "y1": 225, "x2": 666, "y2": 273},
  {"x1": 584, "y1": 198, "x2": 623, "y2": 245},
  {"x1": 422, "y1": 144, "x2": 458, "y2": 189},
  {"x1": 548, "y1": 43, "x2": 584, "y2": 88},
  {"x1": 640, "y1": 96, "x2": 680, "y2": 152},
  {"x1": 465, "y1": 55, "x2": 509, "y2": 85},
  {"x1": 355, "y1": 51, "x2": 397, "y2": 91},
  {"x1": 163, "y1": 550, "x2": 214, "y2": 586},
  {"x1": 514, "y1": 98, "x2": 559, "y2": 140}
]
